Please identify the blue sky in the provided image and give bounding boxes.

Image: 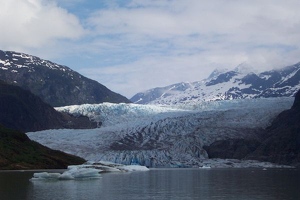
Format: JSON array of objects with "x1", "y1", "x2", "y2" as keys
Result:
[{"x1": 1, "y1": 0, "x2": 300, "y2": 98}]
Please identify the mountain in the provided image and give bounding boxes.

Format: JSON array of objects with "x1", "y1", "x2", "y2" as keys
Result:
[
  {"x1": 0, "y1": 81, "x2": 97, "y2": 132},
  {"x1": 27, "y1": 97, "x2": 293, "y2": 167},
  {"x1": 0, "y1": 125, "x2": 85, "y2": 170},
  {"x1": 131, "y1": 82, "x2": 193, "y2": 104},
  {"x1": 0, "y1": 50, "x2": 130, "y2": 107},
  {"x1": 246, "y1": 89, "x2": 300, "y2": 166},
  {"x1": 131, "y1": 63, "x2": 300, "y2": 105}
]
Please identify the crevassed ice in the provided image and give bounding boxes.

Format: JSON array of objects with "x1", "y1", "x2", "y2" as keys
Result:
[
  {"x1": 28, "y1": 98, "x2": 294, "y2": 168},
  {"x1": 55, "y1": 97, "x2": 293, "y2": 127}
]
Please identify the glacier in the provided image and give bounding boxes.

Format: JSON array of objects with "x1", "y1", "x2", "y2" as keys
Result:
[{"x1": 27, "y1": 98, "x2": 294, "y2": 168}]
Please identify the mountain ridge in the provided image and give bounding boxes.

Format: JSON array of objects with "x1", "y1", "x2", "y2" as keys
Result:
[
  {"x1": 131, "y1": 63, "x2": 300, "y2": 105},
  {"x1": 0, "y1": 50, "x2": 130, "y2": 107}
]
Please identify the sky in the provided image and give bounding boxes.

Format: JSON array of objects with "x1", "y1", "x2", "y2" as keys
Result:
[{"x1": 1, "y1": 0, "x2": 300, "y2": 98}]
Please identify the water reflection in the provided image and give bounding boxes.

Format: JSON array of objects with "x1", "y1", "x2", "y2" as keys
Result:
[
  {"x1": 0, "y1": 171, "x2": 32, "y2": 200},
  {"x1": 1, "y1": 168, "x2": 299, "y2": 200},
  {"x1": 28, "y1": 178, "x2": 103, "y2": 200}
]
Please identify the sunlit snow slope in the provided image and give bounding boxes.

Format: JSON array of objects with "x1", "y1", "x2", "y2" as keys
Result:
[
  {"x1": 131, "y1": 63, "x2": 300, "y2": 105},
  {"x1": 27, "y1": 98, "x2": 293, "y2": 167}
]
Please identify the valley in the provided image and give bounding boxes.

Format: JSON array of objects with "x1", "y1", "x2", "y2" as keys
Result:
[{"x1": 0, "y1": 50, "x2": 299, "y2": 169}]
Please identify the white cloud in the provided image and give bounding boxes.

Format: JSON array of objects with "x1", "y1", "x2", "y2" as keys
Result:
[
  {"x1": 80, "y1": 52, "x2": 249, "y2": 98},
  {"x1": 78, "y1": 0, "x2": 300, "y2": 97},
  {"x1": 1, "y1": 0, "x2": 300, "y2": 97},
  {"x1": 86, "y1": 0, "x2": 300, "y2": 52},
  {"x1": 0, "y1": 0, "x2": 85, "y2": 51}
]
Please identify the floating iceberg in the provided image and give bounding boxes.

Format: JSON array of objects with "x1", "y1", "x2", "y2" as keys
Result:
[
  {"x1": 32, "y1": 172, "x2": 61, "y2": 180},
  {"x1": 58, "y1": 167, "x2": 102, "y2": 180},
  {"x1": 31, "y1": 161, "x2": 149, "y2": 181}
]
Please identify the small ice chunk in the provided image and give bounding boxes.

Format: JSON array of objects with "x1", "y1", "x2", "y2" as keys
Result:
[
  {"x1": 60, "y1": 167, "x2": 102, "y2": 180},
  {"x1": 31, "y1": 168, "x2": 102, "y2": 180},
  {"x1": 32, "y1": 172, "x2": 61, "y2": 180},
  {"x1": 117, "y1": 165, "x2": 150, "y2": 172}
]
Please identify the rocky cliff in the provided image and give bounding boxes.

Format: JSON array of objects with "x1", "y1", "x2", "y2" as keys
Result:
[
  {"x1": 247, "y1": 90, "x2": 300, "y2": 166},
  {"x1": 0, "y1": 81, "x2": 97, "y2": 132},
  {"x1": 204, "y1": 90, "x2": 300, "y2": 166}
]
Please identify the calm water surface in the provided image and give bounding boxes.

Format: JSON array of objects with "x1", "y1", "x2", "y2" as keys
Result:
[{"x1": 0, "y1": 168, "x2": 299, "y2": 200}]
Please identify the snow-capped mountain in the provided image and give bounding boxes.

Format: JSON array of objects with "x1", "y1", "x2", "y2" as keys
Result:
[
  {"x1": 0, "y1": 50, "x2": 130, "y2": 107},
  {"x1": 131, "y1": 63, "x2": 300, "y2": 105},
  {"x1": 27, "y1": 97, "x2": 294, "y2": 167}
]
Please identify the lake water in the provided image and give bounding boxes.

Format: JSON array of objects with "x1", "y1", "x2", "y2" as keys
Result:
[{"x1": 0, "y1": 168, "x2": 299, "y2": 200}]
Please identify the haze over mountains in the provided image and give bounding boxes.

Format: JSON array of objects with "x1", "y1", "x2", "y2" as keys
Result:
[{"x1": 131, "y1": 63, "x2": 300, "y2": 105}]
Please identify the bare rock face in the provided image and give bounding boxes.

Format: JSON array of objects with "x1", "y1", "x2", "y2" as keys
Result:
[
  {"x1": 247, "y1": 90, "x2": 300, "y2": 166},
  {"x1": 203, "y1": 139, "x2": 261, "y2": 160},
  {"x1": 202, "y1": 90, "x2": 300, "y2": 166}
]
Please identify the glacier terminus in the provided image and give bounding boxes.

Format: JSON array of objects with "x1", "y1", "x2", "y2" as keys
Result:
[{"x1": 27, "y1": 98, "x2": 294, "y2": 168}]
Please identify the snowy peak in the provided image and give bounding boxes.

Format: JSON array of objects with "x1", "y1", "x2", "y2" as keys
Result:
[
  {"x1": 233, "y1": 62, "x2": 255, "y2": 75},
  {"x1": 0, "y1": 50, "x2": 130, "y2": 106},
  {"x1": 131, "y1": 82, "x2": 194, "y2": 104},
  {"x1": 206, "y1": 63, "x2": 254, "y2": 87},
  {"x1": 0, "y1": 50, "x2": 71, "y2": 72},
  {"x1": 207, "y1": 68, "x2": 229, "y2": 80},
  {"x1": 131, "y1": 62, "x2": 300, "y2": 105},
  {"x1": 205, "y1": 70, "x2": 238, "y2": 86}
]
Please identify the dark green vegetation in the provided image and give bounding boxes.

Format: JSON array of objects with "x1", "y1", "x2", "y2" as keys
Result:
[
  {"x1": 0, "y1": 81, "x2": 88, "y2": 169},
  {"x1": 0, "y1": 81, "x2": 97, "y2": 132},
  {"x1": 0, "y1": 50, "x2": 130, "y2": 107},
  {"x1": 0, "y1": 49, "x2": 127, "y2": 170},
  {"x1": 0, "y1": 125, "x2": 85, "y2": 170},
  {"x1": 205, "y1": 90, "x2": 300, "y2": 166}
]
